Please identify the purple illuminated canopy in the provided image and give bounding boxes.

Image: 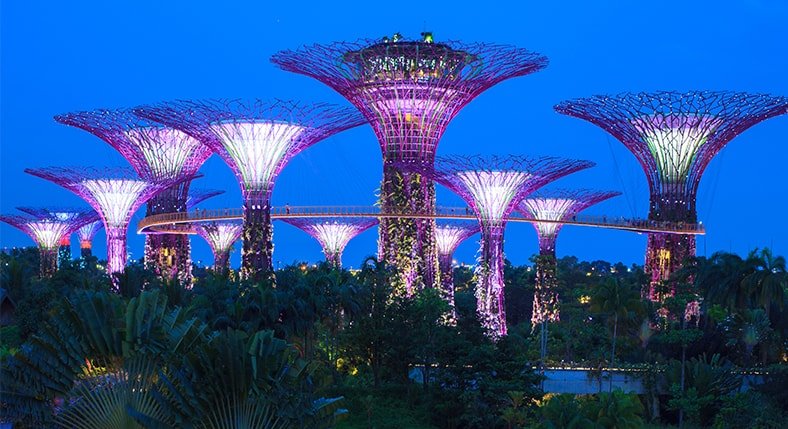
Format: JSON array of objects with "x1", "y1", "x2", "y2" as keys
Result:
[
  {"x1": 24, "y1": 167, "x2": 186, "y2": 275},
  {"x1": 186, "y1": 189, "x2": 225, "y2": 210},
  {"x1": 54, "y1": 109, "x2": 213, "y2": 181},
  {"x1": 272, "y1": 35, "x2": 548, "y2": 162},
  {"x1": 195, "y1": 221, "x2": 243, "y2": 273},
  {"x1": 401, "y1": 155, "x2": 595, "y2": 338},
  {"x1": 434, "y1": 221, "x2": 479, "y2": 257},
  {"x1": 519, "y1": 189, "x2": 620, "y2": 253},
  {"x1": 134, "y1": 99, "x2": 366, "y2": 279},
  {"x1": 134, "y1": 99, "x2": 366, "y2": 202},
  {"x1": 555, "y1": 90, "x2": 788, "y2": 297},
  {"x1": 281, "y1": 218, "x2": 378, "y2": 267},
  {"x1": 554, "y1": 91, "x2": 788, "y2": 218}
]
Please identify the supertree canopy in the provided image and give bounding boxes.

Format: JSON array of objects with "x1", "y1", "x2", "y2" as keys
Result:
[
  {"x1": 555, "y1": 90, "x2": 788, "y2": 299},
  {"x1": 272, "y1": 33, "x2": 548, "y2": 295},
  {"x1": 135, "y1": 99, "x2": 365, "y2": 281},
  {"x1": 402, "y1": 155, "x2": 594, "y2": 338},
  {"x1": 25, "y1": 167, "x2": 185, "y2": 277},
  {"x1": 1, "y1": 208, "x2": 97, "y2": 277},
  {"x1": 195, "y1": 221, "x2": 243, "y2": 275},
  {"x1": 434, "y1": 221, "x2": 479, "y2": 319},
  {"x1": 519, "y1": 189, "x2": 620, "y2": 325},
  {"x1": 281, "y1": 218, "x2": 378, "y2": 268},
  {"x1": 16, "y1": 207, "x2": 101, "y2": 267},
  {"x1": 55, "y1": 108, "x2": 213, "y2": 284},
  {"x1": 76, "y1": 219, "x2": 103, "y2": 258},
  {"x1": 186, "y1": 189, "x2": 225, "y2": 210}
]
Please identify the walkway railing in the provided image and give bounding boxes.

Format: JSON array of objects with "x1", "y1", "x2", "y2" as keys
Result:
[{"x1": 137, "y1": 205, "x2": 705, "y2": 236}]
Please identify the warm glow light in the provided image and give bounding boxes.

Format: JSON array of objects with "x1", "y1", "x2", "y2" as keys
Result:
[
  {"x1": 81, "y1": 179, "x2": 148, "y2": 228},
  {"x1": 210, "y1": 122, "x2": 305, "y2": 192},
  {"x1": 457, "y1": 170, "x2": 531, "y2": 222}
]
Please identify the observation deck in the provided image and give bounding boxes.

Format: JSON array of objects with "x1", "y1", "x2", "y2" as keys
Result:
[{"x1": 137, "y1": 206, "x2": 705, "y2": 236}]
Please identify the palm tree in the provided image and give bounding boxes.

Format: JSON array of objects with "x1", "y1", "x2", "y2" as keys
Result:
[
  {"x1": 1, "y1": 290, "x2": 210, "y2": 427},
  {"x1": 590, "y1": 278, "x2": 643, "y2": 390},
  {"x1": 693, "y1": 252, "x2": 749, "y2": 312},
  {"x1": 743, "y1": 248, "x2": 787, "y2": 319}
]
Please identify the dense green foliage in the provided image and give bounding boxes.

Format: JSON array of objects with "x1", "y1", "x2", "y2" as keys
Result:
[{"x1": 0, "y1": 246, "x2": 786, "y2": 428}]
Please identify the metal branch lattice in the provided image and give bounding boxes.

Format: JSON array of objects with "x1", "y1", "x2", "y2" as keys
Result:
[
  {"x1": 281, "y1": 218, "x2": 378, "y2": 267},
  {"x1": 400, "y1": 154, "x2": 594, "y2": 338},
  {"x1": 135, "y1": 99, "x2": 366, "y2": 202},
  {"x1": 518, "y1": 189, "x2": 619, "y2": 325},
  {"x1": 54, "y1": 109, "x2": 213, "y2": 181},
  {"x1": 272, "y1": 36, "x2": 548, "y2": 163},
  {"x1": 404, "y1": 155, "x2": 596, "y2": 227},
  {"x1": 24, "y1": 167, "x2": 185, "y2": 275},
  {"x1": 186, "y1": 189, "x2": 225, "y2": 210},
  {"x1": 195, "y1": 221, "x2": 243, "y2": 273},
  {"x1": 554, "y1": 91, "x2": 788, "y2": 220}
]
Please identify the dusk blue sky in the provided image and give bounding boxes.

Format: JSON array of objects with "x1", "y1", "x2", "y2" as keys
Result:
[{"x1": 2, "y1": 0, "x2": 787, "y2": 270}]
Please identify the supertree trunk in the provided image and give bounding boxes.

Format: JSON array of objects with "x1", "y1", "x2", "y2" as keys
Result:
[
  {"x1": 80, "y1": 243, "x2": 92, "y2": 259},
  {"x1": 58, "y1": 243, "x2": 71, "y2": 267},
  {"x1": 532, "y1": 250, "x2": 560, "y2": 325},
  {"x1": 645, "y1": 233, "x2": 696, "y2": 300},
  {"x1": 325, "y1": 250, "x2": 342, "y2": 268},
  {"x1": 106, "y1": 228, "x2": 127, "y2": 276},
  {"x1": 438, "y1": 253, "x2": 457, "y2": 321},
  {"x1": 378, "y1": 166, "x2": 439, "y2": 296},
  {"x1": 144, "y1": 185, "x2": 192, "y2": 284},
  {"x1": 241, "y1": 198, "x2": 273, "y2": 281},
  {"x1": 213, "y1": 250, "x2": 231, "y2": 275},
  {"x1": 475, "y1": 224, "x2": 507, "y2": 338},
  {"x1": 645, "y1": 190, "x2": 696, "y2": 300},
  {"x1": 39, "y1": 248, "x2": 58, "y2": 278}
]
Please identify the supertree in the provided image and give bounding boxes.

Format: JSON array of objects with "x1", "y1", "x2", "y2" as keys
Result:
[
  {"x1": 17, "y1": 207, "x2": 101, "y2": 266},
  {"x1": 54, "y1": 109, "x2": 213, "y2": 284},
  {"x1": 281, "y1": 218, "x2": 378, "y2": 268},
  {"x1": 77, "y1": 220, "x2": 103, "y2": 258},
  {"x1": 519, "y1": 189, "x2": 619, "y2": 369},
  {"x1": 434, "y1": 221, "x2": 479, "y2": 321},
  {"x1": 271, "y1": 33, "x2": 548, "y2": 295},
  {"x1": 1, "y1": 208, "x2": 97, "y2": 277},
  {"x1": 135, "y1": 99, "x2": 365, "y2": 281},
  {"x1": 402, "y1": 155, "x2": 594, "y2": 338},
  {"x1": 25, "y1": 167, "x2": 186, "y2": 277},
  {"x1": 519, "y1": 189, "x2": 620, "y2": 324},
  {"x1": 194, "y1": 222, "x2": 243, "y2": 275},
  {"x1": 186, "y1": 188, "x2": 225, "y2": 210},
  {"x1": 555, "y1": 91, "x2": 788, "y2": 300}
]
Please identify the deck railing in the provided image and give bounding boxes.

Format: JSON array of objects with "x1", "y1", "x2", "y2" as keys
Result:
[{"x1": 137, "y1": 205, "x2": 705, "y2": 235}]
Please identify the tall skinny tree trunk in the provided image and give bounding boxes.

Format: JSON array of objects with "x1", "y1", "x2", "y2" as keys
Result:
[{"x1": 610, "y1": 313, "x2": 618, "y2": 392}]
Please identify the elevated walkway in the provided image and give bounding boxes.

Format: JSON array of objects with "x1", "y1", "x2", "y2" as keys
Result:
[{"x1": 137, "y1": 206, "x2": 705, "y2": 236}]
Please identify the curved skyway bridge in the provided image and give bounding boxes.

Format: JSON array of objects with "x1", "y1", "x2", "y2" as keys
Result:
[{"x1": 138, "y1": 206, "x2": 705, "y2": 236}]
